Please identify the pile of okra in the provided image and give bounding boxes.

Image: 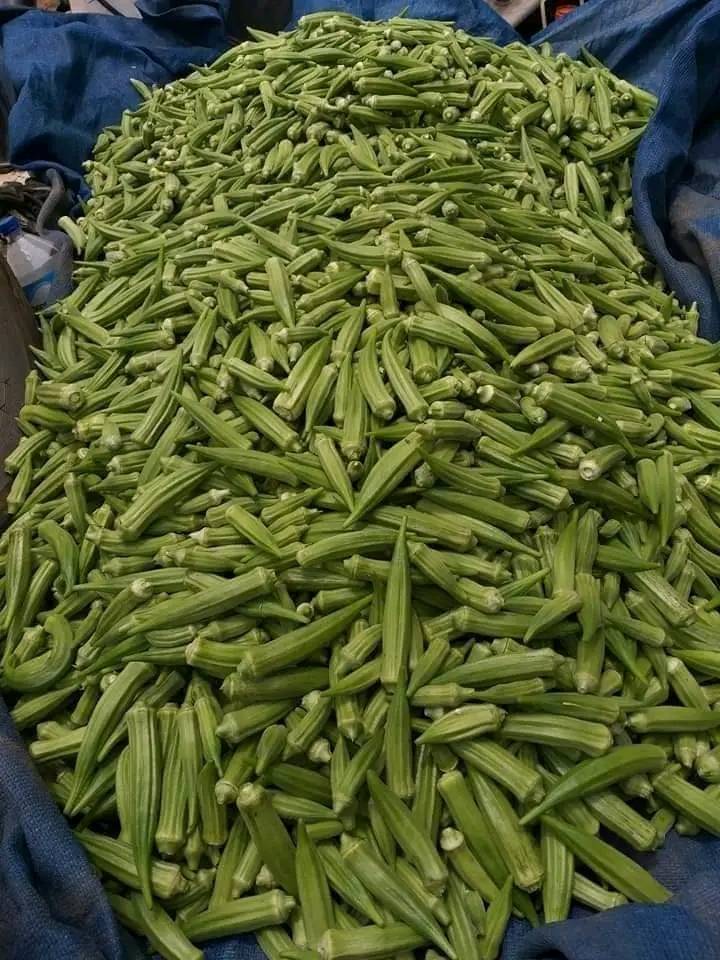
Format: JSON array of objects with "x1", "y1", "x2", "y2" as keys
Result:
[{"x1": 6, "y1": 12, "x2": 720, "y2": 960}]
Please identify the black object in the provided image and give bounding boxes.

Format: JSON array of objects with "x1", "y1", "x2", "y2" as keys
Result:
[
  {"x1": 0, "y1": 165, "x2": 70, "y2": 234},
  {"x1": 228, "y1": 0, "x2": 292, "y2": 41}
]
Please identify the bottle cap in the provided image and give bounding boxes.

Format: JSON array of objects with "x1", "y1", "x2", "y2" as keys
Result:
[{"x1": 0, "y1": 215, "x2": 20, "y2": 238}]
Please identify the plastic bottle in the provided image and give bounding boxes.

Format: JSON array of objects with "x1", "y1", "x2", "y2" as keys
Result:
[{"x1": 0, "y1": 215, "x2": 73, "y2": 308}]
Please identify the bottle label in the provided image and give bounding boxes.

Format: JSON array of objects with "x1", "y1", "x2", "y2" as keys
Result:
[{"x1": 23, "y1": 270, "x2": 56, "y2": 308}]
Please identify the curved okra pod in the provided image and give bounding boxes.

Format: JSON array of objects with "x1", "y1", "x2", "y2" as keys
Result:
[
  {"x1": 36, "y1": 519, "x2": 78, "y2": 597},
  {"x1": 2, "y1": 614, "x2": 75, "y2": 694}
]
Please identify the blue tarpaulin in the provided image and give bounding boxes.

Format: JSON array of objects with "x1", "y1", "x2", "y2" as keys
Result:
[{"x1": 3, "y1": 0, "x2": 720, "y2": 958}]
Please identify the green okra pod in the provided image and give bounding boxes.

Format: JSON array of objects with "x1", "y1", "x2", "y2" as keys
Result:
[
  {"x1": 541, "y1": 815, "x2": 671, "y2": 904},
  {"x1": 237, "y1": 782, "x2": 298, "y2": 897}
]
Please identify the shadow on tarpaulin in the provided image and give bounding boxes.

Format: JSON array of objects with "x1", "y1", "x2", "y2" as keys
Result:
[{"x1": 2, "y1": 0, "x2": 720, "y2": 958}]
